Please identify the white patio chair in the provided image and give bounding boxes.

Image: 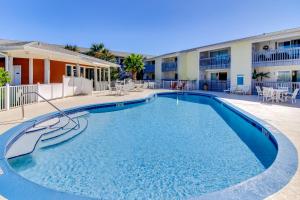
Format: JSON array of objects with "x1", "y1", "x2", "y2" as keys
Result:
[
  {"x1": 143, "y1": 82, "x2": 149, "y2": 89},
  {"x1": 256, "y1": 86, "x2": 263, "y2": 99},
  {"x1": 224, "y1": 86, "x2": 236, "y2": 94},
  {"x1": 262, "y1": 87, "x2": 274, "y2": 102},
  {"x1": 241, "y1": 85, "x2": 250, "y2": 95},
  {"x1": 288, "y1": 88, "x2": 299, "y2": 104}
]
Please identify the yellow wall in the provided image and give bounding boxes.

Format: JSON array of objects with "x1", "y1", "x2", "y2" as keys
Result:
[
  {"x1": 178, "y1": 51, "x2": 199, "y2": 80},
  {"x1": 230, "y1": 41, "x2": 252, "y2": 87}
]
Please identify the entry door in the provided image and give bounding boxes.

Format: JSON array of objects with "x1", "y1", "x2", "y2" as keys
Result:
[{"x1": 13, "y1": 65, "x2": 22, "y2": 85}]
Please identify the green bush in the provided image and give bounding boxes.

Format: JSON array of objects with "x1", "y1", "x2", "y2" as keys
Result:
[{"x1": 0, "y1": 68, "x2": 11, "y2": 86}]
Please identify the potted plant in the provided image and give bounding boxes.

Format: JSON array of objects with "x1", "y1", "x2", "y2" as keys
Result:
[{"x1": 203, "y1": 82, "x2": 208, "y2": 90}]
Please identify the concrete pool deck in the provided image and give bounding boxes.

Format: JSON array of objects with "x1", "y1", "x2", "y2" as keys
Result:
[{"x1": 0, "y1": 89, "x2": 299, "y2": 200}]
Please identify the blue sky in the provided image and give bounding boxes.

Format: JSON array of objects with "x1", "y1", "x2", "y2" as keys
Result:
[{"x1": 0, "y1": 0, "x2": 300, "y2": 55}]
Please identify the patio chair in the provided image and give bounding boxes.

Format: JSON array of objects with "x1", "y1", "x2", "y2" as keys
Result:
[
  {"x1": 241, "y1": 85, "x2": 250, "y2": 95},
  {"x1": 256, "y1": 86, "x2": 263, "y2": 99},
  {"x1": 224, "y1": 86, "x2": 236, "y2": 94},
  {"x1": 262, "y1": 87, "x2": 274, "y2": 102},
  {"x1": 177, "y1": 82, "x2": 186, "y2": 90},
  {"x1": 143, "y1": 82, "x2": 149, "y2": 89},
  {"x1": 288, "y1": 88, "x2": 299, "y2": 104}
]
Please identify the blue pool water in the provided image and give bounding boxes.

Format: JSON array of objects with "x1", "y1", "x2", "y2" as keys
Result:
[{"x1": 8, "y1": 94, "x2": 277, "y2": 199}]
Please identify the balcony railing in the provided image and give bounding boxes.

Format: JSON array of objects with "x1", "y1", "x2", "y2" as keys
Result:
[
  {"x1": 162, "y1": 61, "x2": 177, "y2": 72},
  {"x1": 199, "y1": 80, "x2": 230, "y2": 92},
  {"x1": 144, "y1": 64, "x2": 155, "y2": 73},
  {"x1": 199, "y1": 55, "x2": 230, "y2": 70},
  {"x1": 252, "y1": 47, "x2": 300, "y2": 67}
]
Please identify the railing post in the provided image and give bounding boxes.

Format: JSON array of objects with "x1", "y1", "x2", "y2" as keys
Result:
[
  {"x1": 5, "y1": 83, "x2": 10, "y2": 111},
  {"x1": 62, "y1": 76, "x2": 65, "y2": 98}
]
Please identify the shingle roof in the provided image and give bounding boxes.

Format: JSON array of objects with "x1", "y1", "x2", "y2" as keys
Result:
[{"x1": 0, "y1": 39, "x2": 119, "y2": 67}]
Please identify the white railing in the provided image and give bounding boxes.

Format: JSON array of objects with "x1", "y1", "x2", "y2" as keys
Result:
[
  {"x1": 0, "y1": 76, "x2": 93, "y2": 112},
  {"x1": 95, "y1": 81, "x2": 110, "y2": 91},
  {"x1": 0, "y1": 86, "x2": 6, "y2": 111},
  {"x1": 10, "y1": 85, "x2": 38, "y2": 108},
  {"x1": 161, "y1": 80, "x2": 197, "y2": 90},
  {"x1": 63, "y1": 76, "x2": 93, "y2": 96},
  {"x1": 38, "y1": 83, "x2": 63, "y2": 101},
  {"x1": 253, "y1": 47, "x2": 300, "y2": 67},
  {"x1": 252, "y1": 81, "x2": 300, "y2": 96}
]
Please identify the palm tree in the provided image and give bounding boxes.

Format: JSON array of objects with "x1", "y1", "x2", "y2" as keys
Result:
[
  {"x1": 123, "y1": 54, "x2": 144, "y2": 80},
  {"x1": 87, "y1": 43, "x2": 105, "y2": 56},
  {"x1": 64, "y1": 44, "x2": 79, "y2": 52},
  {"x1": 252, "y1": 69, "x2": 270, "y2": 81},
  {"x1": 94, "y1": 49, "x2": 116, "y2": 63}
]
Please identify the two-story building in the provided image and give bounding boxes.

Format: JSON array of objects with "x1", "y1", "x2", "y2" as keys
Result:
[{"x1": 147, "y1": 27, "x2": 300, "y2": 93}]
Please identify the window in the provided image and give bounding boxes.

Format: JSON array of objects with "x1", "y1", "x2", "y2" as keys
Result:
[
  {"x1": 277, "y1": 71, "x2": 291, "y2": 82},
  {"x1": 218, "y1": 72, "x2": 227, "y2": 81},
  {"x1": 66, "y1": 65, "x2": 72, "y2": 76},
  {"x1": 237, "y1": 75, "x2": 244, "y2": 85},
  {"x1": 211, "y1": 73, "x2": 218, "y2": 80},
  {"x1": 292, "y1": 39, "x2": 300, "y2": 48},
  {"x1": 80, "y1": 67, "x2": 84, "y2": 77},
  {"x1": 210, "y1": 50, "x2": 229, "y2": 58}
]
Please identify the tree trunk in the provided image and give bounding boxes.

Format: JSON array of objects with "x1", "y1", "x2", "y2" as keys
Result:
[{"x1": 132, "y1": 71, "x2": 137, "y2": 80}]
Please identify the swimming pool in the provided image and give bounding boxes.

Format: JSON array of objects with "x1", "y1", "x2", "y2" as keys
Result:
[{"x1": 1, "y1": 92, "x2": 298, "y2": 199}]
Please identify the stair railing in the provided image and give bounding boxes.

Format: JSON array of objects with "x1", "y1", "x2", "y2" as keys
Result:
[{"x1": 20, "y1": 92, "x2": 80, "y2": 129}]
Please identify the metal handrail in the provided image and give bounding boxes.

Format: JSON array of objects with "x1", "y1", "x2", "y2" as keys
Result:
[{"x1": 21, "y1": 92, "x2": 79, "y2": 128}]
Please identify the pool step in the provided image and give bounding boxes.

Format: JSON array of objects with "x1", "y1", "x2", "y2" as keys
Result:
[
  {"x1": 38, "y1": 117, "x2": 88, "y2": 149},
  {"x1": 5, "y1": 111, "x2": 89, "y2": 159},
  {"x1": 26, "y1": 118, "x2": 60, "y2": 133},
  {"x1": 26, "y1": 111, "x2": 89, "y2": 135}
]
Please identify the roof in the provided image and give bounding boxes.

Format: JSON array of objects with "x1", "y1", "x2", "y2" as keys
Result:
[
  {"x1": 148, "y1": 27, "x2": 300, "y2": 60},
  {"x1": 72, "y1": 46, "x2": 154, "y2": 59},
  {"x1": 0, "y1": 39, "x2": 119, "y2": 68}
]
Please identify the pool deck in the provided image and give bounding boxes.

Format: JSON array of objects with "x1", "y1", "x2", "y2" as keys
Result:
[{"x1": 0, "y1": 89, "x2": 299, "y2": 200}]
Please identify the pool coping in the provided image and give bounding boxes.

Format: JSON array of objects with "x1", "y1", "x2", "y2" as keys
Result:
[{"x1": 0, "y1": 91, "x2": 298, "y2": 200}]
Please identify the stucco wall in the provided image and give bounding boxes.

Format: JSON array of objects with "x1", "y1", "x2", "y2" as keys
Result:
[
  {"x1": 33, "y1": 59, "x2": 44, "y2": 84},
  {"x1": 50, "y1": 60, "x2": 67, "y2": 83},
  {"x1": 155, "y1": 58, "x2": 162, "y2": 80},
  {"x1": 178, "y1": 51, "x2": 199, "y2": 80},
  {"x1": 230, "y1": 41, "x2": 252, "y2": 87},
  {"x1": 13, "y1": 58, "x2": 29, "y2": 85}
]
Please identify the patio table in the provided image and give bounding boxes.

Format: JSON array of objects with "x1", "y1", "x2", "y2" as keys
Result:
[{"x1": 273, "y1": 89, "x2": 288, "y2": 103}]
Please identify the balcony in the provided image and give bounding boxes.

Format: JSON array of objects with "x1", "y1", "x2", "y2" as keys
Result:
[
  {"x1": 199, "y1": 55, "x2": 230, "y2": 70},
  {"x1": 252, "y1": 47, "x2": 300, "y2": 67},
  {"x1": 162, "y1": 61, "x2": 177, "y2": 72},
  {"x1": 143, "y1": 64, "x2": 155, "y2": 73}
]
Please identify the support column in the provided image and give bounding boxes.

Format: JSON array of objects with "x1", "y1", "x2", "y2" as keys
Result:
[
  {"x1": 8, "y1": 56, "x2": 14, "y2": 82},
  {"x1": 94, "y1": 67, "x2": 98, "y2": 90},
  {"x1": 4, "y1": 55, "x2": 8, "y2": 72},
  {"x1": 99, "y1": 68, "x2": 102, "y2": 82},
  {"x1": 108, "y1": 67, "x2": 111, "y2": 87},
  {"x1": 103, "y1": 68, "x2": 106, "y2": 81},
  {"x1": 29, "y1": 58, "x2": 33, "y2": 84},
  {"x1": 76, "y1": 64, "x2": 80, "y2": 77},
  {"x1": 44, "y1": 59, "x2": 50, "y2": 84},
  {"x1": 83, "y1": 67, "x2": 86, "y2": 78}
]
